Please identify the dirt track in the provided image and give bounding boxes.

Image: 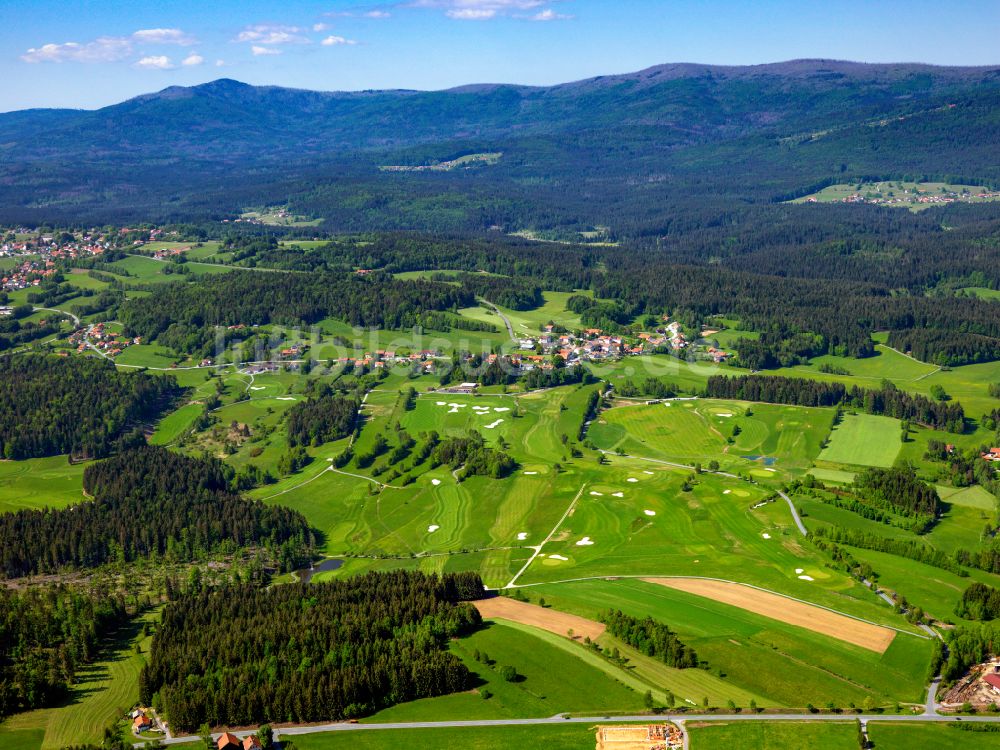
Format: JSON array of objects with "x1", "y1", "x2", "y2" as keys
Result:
[
  {"x1": 643, "y1": 577, "x2": 896, "y2": 653},
  {"x1": 474, "y1": 596, "x2": 606, "y2": 641}
]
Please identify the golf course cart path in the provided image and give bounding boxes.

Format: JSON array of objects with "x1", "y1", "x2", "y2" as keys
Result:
[
  {"x1": 505, "y1": 483, "x2": 587, "y2": 588},
  {"x1": 599, "y1": 450, "x2": 808, "y2": 537},
  {"x1": 644, "y1": 577, "x2": 896, "y2": 653}
]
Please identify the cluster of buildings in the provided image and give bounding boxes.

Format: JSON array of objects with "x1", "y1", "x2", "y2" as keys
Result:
[
  {"x1": 1, "y1": 257, "x2": 59, "y2": 292},
  {"x1": 514, "y1": 320, "x2": 727, "y2": 365},
  {"x1": 69, "y1": 322, "x2": 141, "y2": 357},
  {"x1": 216, "y1": 733, "x2": 263, "y2": 750},
  {"x1": 806, "y1": 188, "x2": 1000, "y2": 208}
]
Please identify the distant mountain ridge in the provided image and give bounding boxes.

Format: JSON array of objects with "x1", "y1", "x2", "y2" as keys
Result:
[
  {"x1": 2, "y1": 59, "x2": 998, "y2": 162},
  {"x1": 0, "y1": 59, "x2": 998, "y2": 226}
]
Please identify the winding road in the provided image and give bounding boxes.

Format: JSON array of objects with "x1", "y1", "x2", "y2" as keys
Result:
[{"x1": 481, "y1": 299, "x2": 517, "y2": 342}]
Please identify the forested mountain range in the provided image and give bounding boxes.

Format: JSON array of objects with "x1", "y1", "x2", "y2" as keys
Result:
[{"x1": 2, "y1": 60, "x2": 999, "y2": 230}]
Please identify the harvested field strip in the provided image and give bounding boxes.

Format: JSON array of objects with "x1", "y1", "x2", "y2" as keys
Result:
[
  {"x1": 644, "y1": 577, "x2": 896, "y2": 654},
  {"x1": 474, "y1": 596, "x2": 605, "y2": 641}
]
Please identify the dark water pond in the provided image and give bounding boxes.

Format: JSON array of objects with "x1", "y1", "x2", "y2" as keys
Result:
[
  {"x1": 297, "y1": 558, "x2": 343, "y2": 583},
  {"x1": 742, "y1": 455, "x2": 777, "y2": 466}
]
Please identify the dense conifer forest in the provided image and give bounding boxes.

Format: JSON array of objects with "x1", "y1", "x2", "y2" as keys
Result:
[
  {"x1": 0, "y1": 355, "x2": 179, "y2": 459},
  {"x1": 286, "y1": 391, "x2": 360, "y2": 448},
  {"x1": 139, "y1": 571, "x2": 483, "y2": 729},
  {"x1": 0, "y1": 587, "x2": 129, "y2": 718},
  {"x1": 0, "y1": 446, "x2": 313, "y2": 578},
  {"x1": 117, "y1": 271, "x2": 474, "y2": 355}
]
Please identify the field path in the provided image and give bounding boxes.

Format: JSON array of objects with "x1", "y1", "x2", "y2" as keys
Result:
[{"x1": 481, "y1": 299, "x2": 517, "y2": 342}]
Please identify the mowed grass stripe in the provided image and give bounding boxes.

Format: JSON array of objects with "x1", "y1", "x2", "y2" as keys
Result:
[{"x1": 644, "y1": 578, "x2": 896, "y2": 653}]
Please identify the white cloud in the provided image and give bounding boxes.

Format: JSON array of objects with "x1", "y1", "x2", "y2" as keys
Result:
[
  {"x1": 408, "y1": 1, "x2": 570, "y2": 20},
  {"x1": 313, "y1": 22, "x2": 329, "y2": 31},
  {"x1": 325, "y1": 7, "x2": 392, "y2": 18},
  {"x1": 236, "y1": 24, "x2": 309, "y2": 45},
  {"x1": 181, "y1": 53, "x2": 204, "y2": 66},
  {"x1": 132, "y1": 28, "x2": 196, "y2": 45},
  {"x1": 531, "y1": 8, "x2": 571, "y2": 20},
  {"x1": 21, "y1": 36, "x2": 133, "y2": 63},
  {"x1": 447, "y1": 8, "x2": 496, "y2": 19},
  {"x1": 135, "y1": 55, "x2": 174, "y2": 70},
  {"x1": 215, "y1": 59, "x2": 226, "y2": 67},
  {"x1": 321, "y1": 35, "x2": 358, "y2": 46},
  {"x1": 251, "y1": 45, "x2": 282, "y2": 56},
  {"x1": 365, "y1": 9, "x2": 392, "y2": 17}
]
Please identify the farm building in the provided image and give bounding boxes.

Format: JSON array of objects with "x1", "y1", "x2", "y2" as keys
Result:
[{"x1": 217, "y1": 732, "x2": 242, "y2": 750}]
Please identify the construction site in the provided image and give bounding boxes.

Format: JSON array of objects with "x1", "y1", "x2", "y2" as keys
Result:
[
  {"x1": 941, "y1": 659, "x2": 1000, "y2": 710},
  {"x1": 594, "y1": 723, "x2": 684, "y2": 750}
]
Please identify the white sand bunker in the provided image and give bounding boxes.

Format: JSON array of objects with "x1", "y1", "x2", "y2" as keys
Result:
[
  {"x1": 762, "y1": 532, "x2": 771, "y2": 539},
  {"x1": 766, "y1": 468, "x2": 777, "y2": 472},
  {"x1": 517, "y1": 532, "x2": 528, "y2": 541},
  {"x1": 494, "y1": 407, "x2": 510, "y2": 412},
  {"x1": 627, "y1": 478, "x2": 639, "y2": 483},
  {"x1": 436, "y1": 401, "x2": 447, "y2": 406},
  {"x1": 798, "y1": 575, "x2": 814, "y2": 581},
  {"x1": 549, "y1": 554, "x2": 568, "y2": 561},
  {"x1": 524, "y1": 471, "x2": 538, "y2": 475},
  {"x1": 276, "y1": 397, "x2": 296, "y2": 401},
  {"x1": 723, "y1": 490, "x2": 732, "y2": 495},
  {"x1": 327, "y1": 457, "x2": 334, "y2": 462},
  {"x1": 575, "y1": 537, "x2": 595, "y2": 546},
  {"x1": 250, "y1": 386, "x2": 265, "y2": 391},
  {"x1": 485, "y1": 419, "x2": 504, "y2": 429},
  {"x1": 717, "y1": 413, "x2": 733, "y2": 417},
  {"x1": 644, "y1": 510, "x2": 656, "y2": 516},
  {"x1": 590, "y1": 491, "x2": 604, "y2": 496},
  {"x1": 427, "y1": 525, "x2": 440, "y2": 533},
  {"x1": 643, "y1": 470, "x2": 654, "y2": 475},
  {"x1": 795, "y1": 568, "x2": 804, "y2": 574},
  {"x1": 612, "y1": 492, "x2": 624, "y2": 498},
  {"x1": 431, "y1": 478, "x2": 441, "y2": 486}
]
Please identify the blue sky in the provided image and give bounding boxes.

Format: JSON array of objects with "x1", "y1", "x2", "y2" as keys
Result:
[{"x1": 2, "y1": 0, "x2": 998, "y2": 111}]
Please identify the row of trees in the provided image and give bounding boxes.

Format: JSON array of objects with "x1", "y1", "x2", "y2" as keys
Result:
[
  {"x1": 0, "y1": 355, "x2": 179, "y2": 459},
  {"x1": 600, "y1": 610, "x2": 699, "y2": 669},
  {"x1": 140, "y1": 571, "x2": 484, "y2": 729},
  {"x1": 0, "y1": 445, "x2": 313, "y2": 578},
  {"x1": 704, "y1": 375, "x2": 966, "y2": 432}
]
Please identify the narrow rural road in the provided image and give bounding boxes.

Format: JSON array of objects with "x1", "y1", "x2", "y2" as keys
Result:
[
  {"x1": 148, "y1": 709, "x2": 1000, "y2": 746},
  {"x1": 481, "y1": 299, "x2": 517, "y2": 342},
  {"x1": 32, "y1": 306, "x2": 80, "y2": 326}
]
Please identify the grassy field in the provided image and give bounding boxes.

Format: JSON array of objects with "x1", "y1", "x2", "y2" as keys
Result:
[
  {"x1": 0, "y1": 456, "x2": 86, "y2": 513},
  {"x1": 365, "y1": 621, "x2": 643, "y2": 722},
  {"x1": 0, "y1": 610, "x2": 156, "y2": 750},
  {"x1": 817, "y1": 414, "x2": 901, "y2": 468},
  {"x1": 867, "y1": 722, "x2": 1000, "y2": 748},
  {"x1": 590, "y1": 398, "x2": 833, "y2": 475},
  {"x1": 688, "y1": 721, "x2": 859, "y2": 749},
  {"x1": 526, "y1": 579, "x2": 931, "y2": 708},
  {"x1": 291, "y1": 724, "x2": 594, "y2": 750}
]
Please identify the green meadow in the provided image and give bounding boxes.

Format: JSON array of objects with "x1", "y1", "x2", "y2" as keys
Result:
[
  {"x1": 290, "y1": 725, "x2": 594, "y2": 750},
  {"x1": 817, "y1": 413, "x2": 902, "y2": 468},
  {"x1": 0, "y1": 610, "x2": 157, "y2": 750},
  {"x1": 0, "y1": 456, "x2": 86, "y2": 514},
  {"x1": 528, "y1": 578, "x2": 931, "y2": 707},
  {"x1": 688, "y1": 721, "x2": 860, "y2": 750},
  {"x1": 867, "y1": 722, "x2": 1000, "y2": 749},
  {"x1": 365, "y1": 621, "x2": 643, "y2": 722}
]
